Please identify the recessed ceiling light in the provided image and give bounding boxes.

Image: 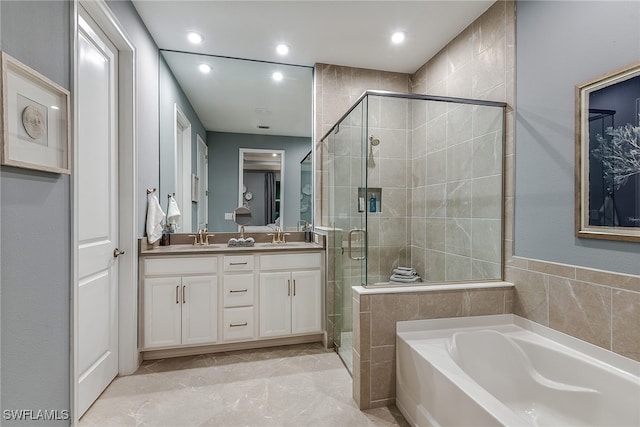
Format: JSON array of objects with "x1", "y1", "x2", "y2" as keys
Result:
[
  {"x1": 391, "y1": 31, "x2": 406, "y2": 44},
  {"x1": 199, "y1": 64, "x2": 211, "y2": 74},
  {"x1": 187, "y1": 32, "x2": 204, "y2": 44},
  {"x1": 272, "y1": 71, "x2": 283, "y2": 81},
  {"x1": 276, "y1": 44, "x2": 289, "y2": 55}
]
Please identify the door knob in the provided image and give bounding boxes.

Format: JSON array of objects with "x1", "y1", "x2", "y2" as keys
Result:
[{"x1": 113, "y1": 248, "x2": 125, "y2": 258}]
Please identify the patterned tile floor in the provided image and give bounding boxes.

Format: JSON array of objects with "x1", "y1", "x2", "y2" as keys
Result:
[{"x1": 80, "y1": 343, "x2": 409, "y2": 426}]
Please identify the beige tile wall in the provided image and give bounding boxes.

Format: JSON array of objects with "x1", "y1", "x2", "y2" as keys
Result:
[
  {"x1": 353, "y1": 286, "x2": 514, "y2": 408},
  {"x1": 315, "y1": 65, "x2": 410, "y2": 345},
  {"x1": 506, "y1": 258, "x2": 640, "y2": 362}
]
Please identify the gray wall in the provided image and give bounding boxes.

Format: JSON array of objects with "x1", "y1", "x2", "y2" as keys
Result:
[
  {"x1": 515, "y1": 0, "x2": 640, "y2": 274},
  {"x1": 159, "y1": 54, "x2": 207, "y2": 231},
  {"x1": 208, "y1": 132, "x2": 311, "y2": 231},
  {"x1": 1, "y1": 0, "x2": 160, "y2": 421},
  {"x1": 106, "y1": 0, "x2": 160, "y2": 236},
  {"x1": 0, "y1": 1, "x2": 71, "y2": 423}
]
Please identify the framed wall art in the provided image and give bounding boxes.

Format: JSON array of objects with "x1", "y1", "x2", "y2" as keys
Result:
[
  {"x1": 1, "y1": 52, "x2": 71, "y2": 174},
  {"x1": 575, "y1": 61, "x2": 640, "y2": 241}
]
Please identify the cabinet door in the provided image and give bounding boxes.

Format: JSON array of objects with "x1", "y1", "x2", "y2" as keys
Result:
[
  {"x1": 181, "y1": 275, "x2": 218, "y2": 345},
  {"x1": 291, "y1": 270, "x2": 322, "y2": 335},
  {"x1": 143, "y1": 277, "x2": 182, "y2": 349},
  {"x1": 259, "y1": 272, "x2": 291, "y2": 337}
]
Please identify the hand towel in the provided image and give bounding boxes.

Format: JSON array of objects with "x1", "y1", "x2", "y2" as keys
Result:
[
  {"x1": 146, "y1": 193, "x2": 165, "y2": 244},
  {"x1": 167, "y1": 195, "x2": 181, "y2": 227}
]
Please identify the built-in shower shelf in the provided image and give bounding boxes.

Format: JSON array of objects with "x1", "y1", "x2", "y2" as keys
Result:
[{"x1": 358, "y1": 187, "x2": 381, "y2": 213}]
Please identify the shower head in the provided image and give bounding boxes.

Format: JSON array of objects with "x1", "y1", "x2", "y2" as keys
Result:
[{"x1": 369, "y1": 135, "x2": 380, "y2": 146}]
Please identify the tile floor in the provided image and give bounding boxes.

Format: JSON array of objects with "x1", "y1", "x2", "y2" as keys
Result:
[{"x1": 80, "y1": 343, "x2": 409, "y2": 426}]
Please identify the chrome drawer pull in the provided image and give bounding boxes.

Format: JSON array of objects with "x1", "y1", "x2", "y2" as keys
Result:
[
  {"x1": 229, "y1": 262, "x2": 248, "y2": 266},
  {"x1": 229, "y1": 289, "x2": 248, "y2": 293},
  {"x1": 229, "y1": 322, "x2": 248, "y2": 327},
  {"x1": 175, "y1": 285, "x2": 179, "y2": 304}
]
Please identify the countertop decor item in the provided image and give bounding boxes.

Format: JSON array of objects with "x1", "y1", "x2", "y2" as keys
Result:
[{"x1": 1, "y1": 51, "x2": 71, "y2": 174}]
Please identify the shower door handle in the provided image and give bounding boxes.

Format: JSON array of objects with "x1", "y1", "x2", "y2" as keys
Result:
[{"x1": 348, "y1": 229, "x2": 366, "y2": 261}]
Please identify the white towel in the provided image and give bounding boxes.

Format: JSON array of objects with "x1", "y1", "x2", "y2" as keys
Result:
[
  {"x1": 390, "y1": 274, "x2": 422, "y2": 283},
  {"x1": 167, "y1": 195, "x2": 181, "y2": 227},
  {"x1": 392, "y1": 268, "x2": 418, "y2": 277},
  {"x1": 146, "y1": 193, "x2": 165, "y2": 244}
]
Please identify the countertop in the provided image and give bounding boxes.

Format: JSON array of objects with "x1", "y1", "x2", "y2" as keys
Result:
[{"x1": 139, "y1": 240, "x2": 324, "y2": 256}]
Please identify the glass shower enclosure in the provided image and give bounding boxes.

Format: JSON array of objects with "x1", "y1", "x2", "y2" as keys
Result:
[{"x1": 320, "y1": 91, "x2": 506, "y2": 373}]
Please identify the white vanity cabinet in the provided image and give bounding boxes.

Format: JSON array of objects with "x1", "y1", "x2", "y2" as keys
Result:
[
  {"x1": 222, "y1": 255, "x2": 256, "y2": 342},
  {"x1": 259, "y1": 253, "x2": 322, "y2": 338},
  {"x1": 142, "y1": 257, "x2": 218, "y2": 349}
]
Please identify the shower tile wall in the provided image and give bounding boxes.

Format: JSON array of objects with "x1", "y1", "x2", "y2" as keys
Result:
[
  {"x1": 410, "y1": 102, "x2": 503, "y2": 282},
  {"x1": 366, "y1": 96, "x2": 412, "y2": 284},
  {"x1": 316, "y1": 65, "x2": 411, "y2": 345}
]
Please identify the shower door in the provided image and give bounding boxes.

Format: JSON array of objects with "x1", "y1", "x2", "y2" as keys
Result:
[{"x1": 326, "y1": 97, "x2": 368, "y2": 374}]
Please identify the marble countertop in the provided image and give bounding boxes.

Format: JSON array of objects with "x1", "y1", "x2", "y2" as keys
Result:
[{"x1": 139, "y1": 241, "x2": 324, "y2": 256}]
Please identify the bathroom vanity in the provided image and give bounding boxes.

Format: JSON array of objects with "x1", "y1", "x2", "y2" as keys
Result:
[{"x1": 138, "y1": 235, "x2": 324, "y2": 359}]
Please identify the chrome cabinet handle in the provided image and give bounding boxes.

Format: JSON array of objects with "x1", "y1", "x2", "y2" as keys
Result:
[
  {"x1": 229, "y1": 289, "x2": 248, "y2": 293},
  {"x1": 175, "y1": 286, "x2": 179, "y2": 304},
  {"x1": 229, "y1": 262, "x2": 248, "y2": 266},
  {"x1": 229, "y1": 322, "x2": 248, "y2": 327},
  {"x1": 288, "y1": 279, "x2": 291, "y2": 296},
  {"x1": 183, "y1": 285, "x2": 186, "y2": 304},
  {"x1": 293, "y1": 279, "x2": 296, "y2": 296},
  {"x1": 113, "y1": 248, "x2": 125, "y2": 258},
  {"x1": 348, "y1": 229, "x2": 366, "y2": 260}
]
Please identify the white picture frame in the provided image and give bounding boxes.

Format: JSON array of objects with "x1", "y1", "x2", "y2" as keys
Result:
[{"x1": 1, "y1": 51, "x2": 71, "y2": 174}]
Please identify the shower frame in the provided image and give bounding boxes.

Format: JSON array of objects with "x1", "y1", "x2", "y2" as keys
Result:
[{"x1": 320, "y1": 90, "x2": 507, "y2": 373}]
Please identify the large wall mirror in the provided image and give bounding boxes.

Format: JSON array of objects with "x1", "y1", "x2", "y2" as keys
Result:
[{"x1": 159, "y1": 50, "x2": 313, "y2": 233}]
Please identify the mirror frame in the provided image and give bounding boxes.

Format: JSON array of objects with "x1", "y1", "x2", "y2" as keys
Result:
[{"x1": 238, "y1": 147, "x2": 286, "y2": 228}]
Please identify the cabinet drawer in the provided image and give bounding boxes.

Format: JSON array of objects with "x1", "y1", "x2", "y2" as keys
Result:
[
  {"x1": 224, "y1": 255, "x2": 254, "y2": 272},
  {"x1": 143, "y1": 256, "x2": 216, "y2": 276},
  {"x1": 223, "y1": 307, "x2": 255, "y2": 341},
  {"x1": 260, "y1": 252, "x2": 321, "y2": 271},
  {"x1": 223, "y1": 274, "x2": 255, "y2": 307}
]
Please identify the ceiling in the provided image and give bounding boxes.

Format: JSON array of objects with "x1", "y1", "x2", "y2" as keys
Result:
[{"x1": 133, "y1": 0, "x2": 496, "y2": 135}]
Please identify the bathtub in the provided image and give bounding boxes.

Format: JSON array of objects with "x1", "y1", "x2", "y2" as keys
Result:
[{"x1": 396, "y1": 314, "x2": 640, "y2": 427}]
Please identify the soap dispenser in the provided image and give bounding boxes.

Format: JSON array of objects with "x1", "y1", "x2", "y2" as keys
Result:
[{"x1": 369, "y1": 193, "x2": 377, "y2": 213}]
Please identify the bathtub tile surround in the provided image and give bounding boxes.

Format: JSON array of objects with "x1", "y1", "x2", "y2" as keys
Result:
[
  {"x1": 80, "y1": 343, "x2": 409, "y2": 426},
  {"x1": 353, "y1": 284, "x2": 514, "y2": 409},
  {"x1": 506, "y1": 258, "x2": 640, "y2": 362}
]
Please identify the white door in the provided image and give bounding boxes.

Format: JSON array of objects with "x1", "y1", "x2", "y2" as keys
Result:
[
  {"x1": 77, "y1": 11, "x2": 119, "y2": 416},
  {"x1": 259, "y1": 272, "x2": 292, "y2": 337},
  {"x1": 175, "y1": 106, "x2": 192, "y2": 232},
  {"x1": 197, "y1": 135, "x2": 208, "y2": 231},
  {"x1": 291, "y1": 270, "x2": 322, "y2": 334}
]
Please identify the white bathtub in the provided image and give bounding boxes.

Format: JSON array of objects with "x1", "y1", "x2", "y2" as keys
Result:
[{"x1": 396, "y1": 314, "x2": 640, "y2": 427}]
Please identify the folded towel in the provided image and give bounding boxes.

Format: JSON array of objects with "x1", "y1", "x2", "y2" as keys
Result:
[
  {"x1": 390, "y1": 274, "x2": 422, "y2": 283},
  {"x1": 392, "y1": 268, "x2": 418, "y2": 277},
  {"x1": 167, "y1": 195, "x2": 181, "y2": 228},
  {"x1": 396, "y1": 266, "x2": 416, "y2": 272},
  {"x1": 146, "y1": 193, "x2": 165, "y2": 244}
]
